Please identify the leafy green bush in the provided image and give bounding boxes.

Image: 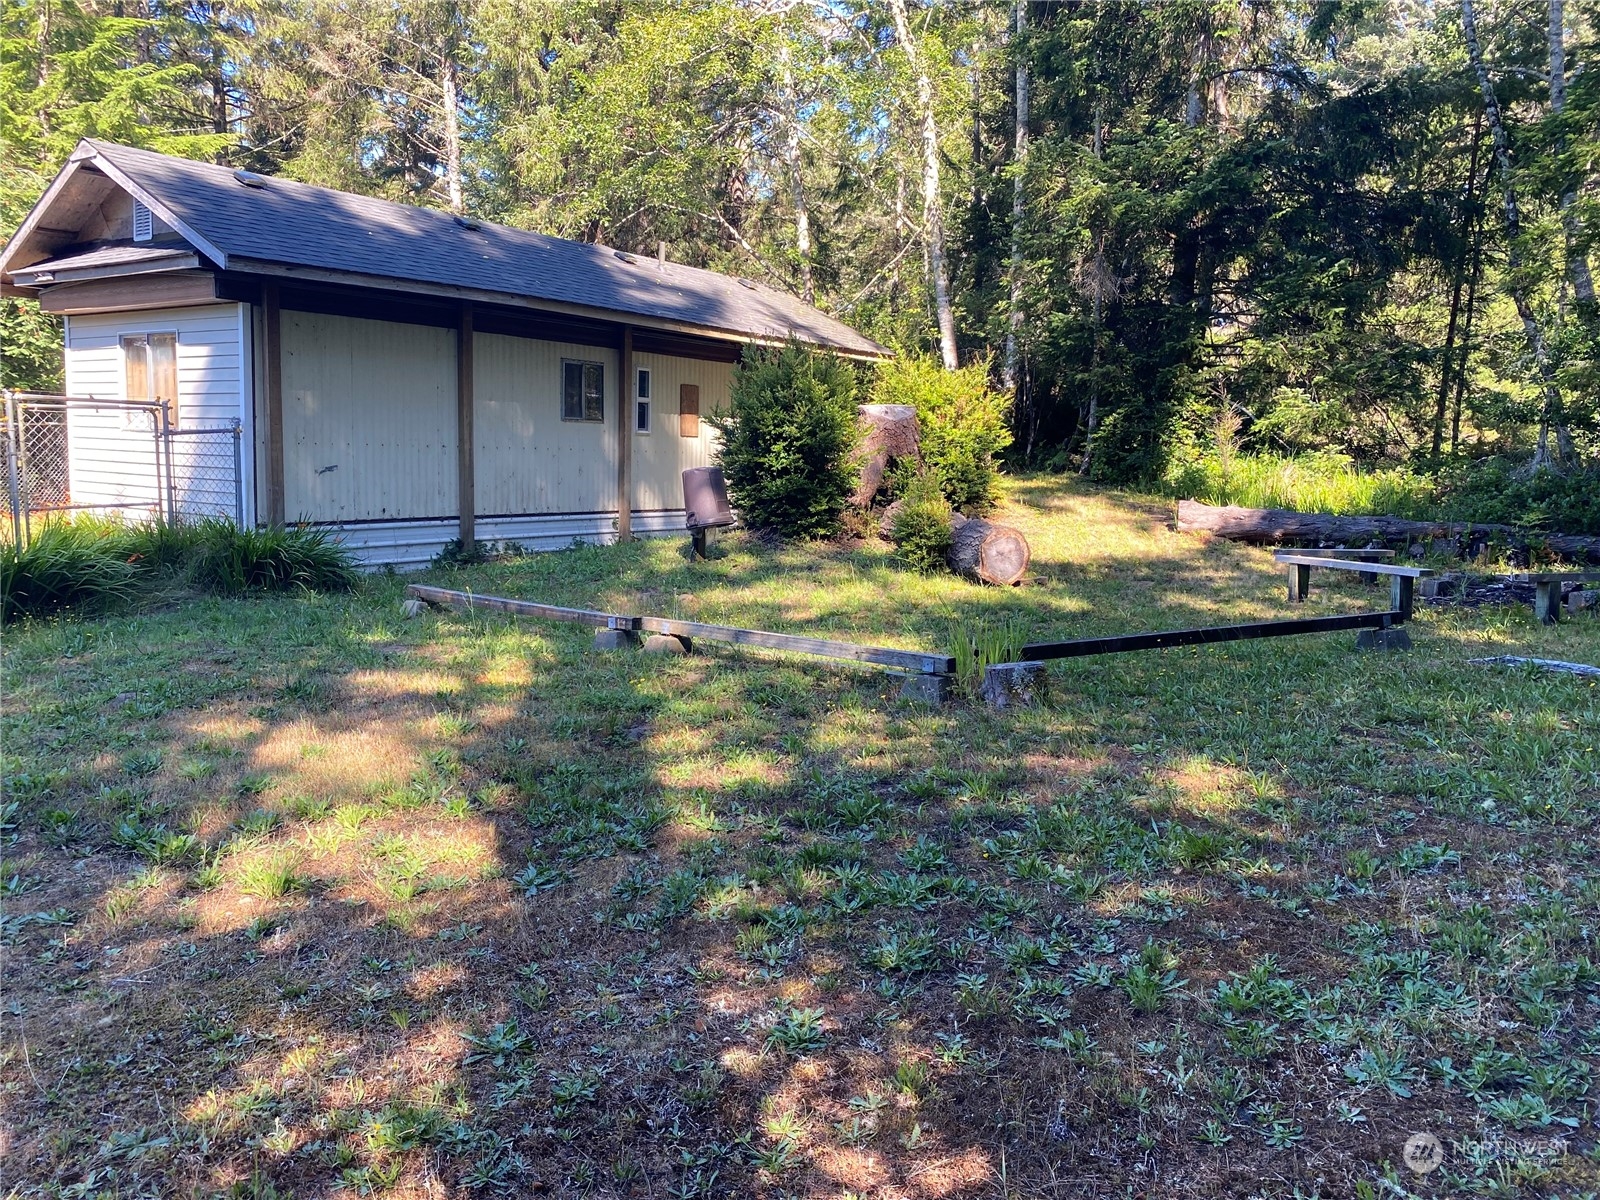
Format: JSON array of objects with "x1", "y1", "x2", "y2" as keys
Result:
[
  {"x1": 189, "y1": 519, "x2": 359, "y2": 595},
  {"x1": 869, "y1": 355, "x2": 1011, "y2": 512},
  {"x1": 710, "y1": 342, "x2": 860, "y2": 539},
  {"x1": 1, "y1": 518, "x2": 139, "y2": 622},
  {"x1": 1434, "y1": 460, "x2": 1600, "y2": 536},
  {"x1": 889, "y1": 471, "x2": 953, "y2": 572}
]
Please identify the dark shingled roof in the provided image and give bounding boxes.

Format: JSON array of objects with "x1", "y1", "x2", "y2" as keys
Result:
[
  {"x1": 11, "y1": 243, "x2": 194, "y2": 275},
  {"x1": 82, "y1": 141, "x2": 886, "y2": 357}
]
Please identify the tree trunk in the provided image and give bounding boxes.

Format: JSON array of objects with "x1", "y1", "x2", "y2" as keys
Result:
[
  {"x1": 778, "y1": 41, "x2": 814, "y2": 304},
  {"x1": 1433, "y1": 112, "x2": 1481, "y2": 462},
  {"x1": 441, "y1": 36, "x2": 465, "y2": 214},
  {"x1": 1550, "y1": 0, "x2": 1595, "y2": 305},
  {"x1": 1462, "y1": 0, "x2": 1566, "y2": 469},
  {"x1": 851, "y1": 403, "x2": 921, "y2": 508},
  {"x1": 1177, "y1": 500, "x2": 1600, "y2": 564},
  {"x1": 888, "y1": 0, "x2": 959, "y2": 369},
  {"x1": 948, "y1": 514, "x2": 1032, "y2": 584},
  {"x1": 1002, "y1": 0, "x2": 1029, "y2": 394}
]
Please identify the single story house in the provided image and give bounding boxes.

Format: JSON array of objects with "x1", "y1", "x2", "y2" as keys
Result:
[{"x1": 1, "y1": 140, "x2": 886, "y2": 566}]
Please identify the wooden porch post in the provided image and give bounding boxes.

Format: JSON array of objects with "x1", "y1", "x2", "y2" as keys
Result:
[
  {"x1": 457, "y1": 301, "x2": 475, "y2": 553},
  {"x1": 263, "y1": 281, "x2": 285, "y2": 526},
  {"x1": 617, "y1": 324, "x2": 633, "y2": 542}
]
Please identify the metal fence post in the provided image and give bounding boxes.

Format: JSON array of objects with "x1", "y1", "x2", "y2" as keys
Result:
[
  {"x1": 4, "y1": 393, "x2": 23, "y2": 547},
  {"x1": 161, "y1": 406, "x2": 177, "y2": 523},
  {"x1": 15, "y1": 398, "x2": 31, "y2": 543},
  {"x1": 232, "y1": 419, "x2": 244, "y2": 527}
]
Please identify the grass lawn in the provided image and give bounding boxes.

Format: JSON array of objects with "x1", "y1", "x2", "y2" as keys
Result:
[{"x1": 3, "y1": 476, "x2": 1598, "y2": 1199}]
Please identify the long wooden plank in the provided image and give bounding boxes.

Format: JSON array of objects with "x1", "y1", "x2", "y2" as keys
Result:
[
  {"x1": 1273, "y1": 548, "x2": 1395, "y2": 560},
  {"x1": 638, "y1": 615, "x2": 955, "y2": 676},
  {"x1": 1274, "y1": 554, "x2": 1433, "y2": 578},
  {"x1": 406, "y1": 584, "x2": 638, "y2": 630},
  {"x1": 1510, "y1": 571, "x2": 1600, "y2": 583},
  {"x1": 1017, "y1": 611, "x2": 1398, "y2": 662}
]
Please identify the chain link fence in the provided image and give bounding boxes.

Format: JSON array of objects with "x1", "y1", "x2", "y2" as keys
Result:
[{"x1": 3, "y1": 392, "x2": 242, "y2": 546}]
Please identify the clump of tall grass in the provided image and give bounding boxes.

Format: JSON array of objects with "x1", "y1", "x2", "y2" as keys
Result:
[
  {"x1": 1165, "y1": 451, "x2": 1439, "y2": 520},
  {"x1": 949, "y1": 615, "x2": 1029, "y2": 697},
  {"x1": 0, "y1": 517, "x2": 140, "y2": 621},
  {"x1": 188, "y1": 519, "x2": 359, "y2": 595},
  {"x1": 1, "y1": 514, "x2": 358, "y2": 622}
]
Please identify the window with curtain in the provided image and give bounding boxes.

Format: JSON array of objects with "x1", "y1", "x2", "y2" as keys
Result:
[
  {"x1": 562, "y1": 359, "x2": 604, "y2": 422},
  {"x1": 122, "y1": 332, "x2": 178, "y2": 425}
]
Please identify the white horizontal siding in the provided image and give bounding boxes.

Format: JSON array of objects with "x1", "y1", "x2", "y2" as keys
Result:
[
  {"x1": 281, "y1": 310, "x2": 456, "y2": 523},
  {"x1": 62, "y1": 304, "x2": 244, "y2": 518}
]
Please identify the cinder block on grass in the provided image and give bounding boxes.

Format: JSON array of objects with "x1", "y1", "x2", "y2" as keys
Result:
[
  {"x1": 1355, "y1": 627, "x2": 1412, "y2": 652},
  {"x1": 898, "y1": 673, "x2": 953, "y2": 705},
  {"x1": 593, "y1": 628, "x2": 641, "y2": 651}
]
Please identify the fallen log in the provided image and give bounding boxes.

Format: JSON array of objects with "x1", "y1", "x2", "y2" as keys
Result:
[
  {"x1": 948, "y1": 513, "x2": 1031, "y2": 585},
  {"x1": 1176, "y1": 500, "x2": 1600, "y2": 565}
]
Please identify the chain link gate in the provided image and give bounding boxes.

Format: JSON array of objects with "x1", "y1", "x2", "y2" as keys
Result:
[{"x1": 3, "y1": 392, "x2": 243, "y2": 546}]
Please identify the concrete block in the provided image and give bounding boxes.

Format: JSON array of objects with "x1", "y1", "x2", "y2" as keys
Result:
[
  {"x1": 898, "y1": 673, "x2": 953, "y2": 705},
  {"x1": 593, "y1": 628, "x2": 641, "y2": 651},
  {"x1": 401, "y1": 598, "x2": 428, "y2": 619},
  {"x1": 1568, "y1": 588, "x2": 1598, "y2": 615},
  {"x1": 642, "y1": 633, "x2": 691, "y2": 655},
  {"x1": 980, "y1": 662, "x2": 1047, "y2": 709},
  {"x1": 1355, "y1": 627, "x2": 1412, "y2": 652}
]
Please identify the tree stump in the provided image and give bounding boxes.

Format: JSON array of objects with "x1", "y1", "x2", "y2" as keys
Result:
[
  {"x1": 947, "y1": 516, "x2": 1031, "y2": 585},
  {"x1": 851, "y1": 404, "x2": 920, "y2": 507}
]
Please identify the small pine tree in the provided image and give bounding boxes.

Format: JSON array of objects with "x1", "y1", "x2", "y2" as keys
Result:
[{"x1": 709, "y1": 343, "x2": 860, "y2": 539}]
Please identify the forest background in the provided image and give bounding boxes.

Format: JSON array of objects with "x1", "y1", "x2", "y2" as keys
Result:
[{"x1": 3, "y1": 0, "x2": 1597, "y2": 529}]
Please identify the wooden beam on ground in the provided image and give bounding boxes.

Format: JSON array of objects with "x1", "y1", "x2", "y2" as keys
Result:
[
  {"x1": 405, "y1": 584, "x2": 638, "y2": 630},
  {"x1": 1016, "y1": 611, "x2": 1399, "y2": 663},
  {"x1": 1272, "y1": 554, "x2": 1433, "y2": 578},
  {"x1": 637, "y1": 616, "x2": 955, "y2": 676},
  {"x1": 617, "y1": 325, "x2": 633, "y2": 543},
  {"x1": 457, "y1": 301, "x2": 475, "y2": 553},
  {"x1": 263, "y1": 280, "x2": 284, "y2": 526}
]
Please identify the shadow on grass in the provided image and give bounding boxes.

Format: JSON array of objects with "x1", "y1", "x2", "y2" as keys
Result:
[{"x1": 3, "y1": 481, "x2": 1599, "y2": 1196}]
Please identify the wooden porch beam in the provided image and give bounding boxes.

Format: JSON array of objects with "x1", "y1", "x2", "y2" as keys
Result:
[
  {"x1": 457, "y1": 301, "x2": 475, "y2": 553},
  {"x1": 263, "y1": 280, "x2": 285, "y2": 526},
  {"x1": 617, "y1": 324, "x2": 633, "y2": 542}
]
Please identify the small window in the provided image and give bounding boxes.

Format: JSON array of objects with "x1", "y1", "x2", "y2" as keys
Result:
[
  {"x1": 123, "y1": 332, "x2": 178, "y2": 425},
  {"x1": 562, "y1": 359, "x2": 604, "y2": 422},
  {"x1": 635, "y1": 368, "x2": 652, "y2": 433}
]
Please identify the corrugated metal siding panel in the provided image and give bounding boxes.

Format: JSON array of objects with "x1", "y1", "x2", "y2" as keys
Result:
[
  {"x1": 281, "y1": 310, "x2": 457, "y2": 522},
  {"x1": 630, "y1": 353, "x2": 731, "y2": 512},
  {"x1": 474, "y1": 332, "x2": 618, "y2": 516},
  {"x1": 62, "y1": 304, "x2": 244, "y2": 513}
]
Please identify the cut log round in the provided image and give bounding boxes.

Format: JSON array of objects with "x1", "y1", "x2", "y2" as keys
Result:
[
  {"x1": 1176, "y1": 500, "x2": 1600, "y2": 565},
  {"x1": 852, "y1": 403, "x2": 921, "y2": 507},
  {"x1": 948, "y1": 517, "x2": 1031, "y2": 585}
]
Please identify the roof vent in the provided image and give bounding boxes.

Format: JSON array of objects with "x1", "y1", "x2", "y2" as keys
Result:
[
  {"x1": 736, "y1": 277, "x2": 757, "y2": 290},
  {"x1": 132, "y1": 200, "x2": 153, "y2": 243},
  {"x1": 233, "y1": 169, "x2": 268, "y2": 189},
  {"x1": 614, "y1": 250, "x2": 638, "y2": 265},
  {"x1": 453, "y1": 214, "x2": 481, "y2": 230}
]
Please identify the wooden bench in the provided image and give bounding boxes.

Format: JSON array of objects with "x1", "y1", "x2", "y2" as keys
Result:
[
  {"x1": 1276, "y1": 554, "x2": 1434, "y2": 622},
  {"x1": 1509, "y1": 571, "x2": 1600, "y2": 624},
  {"x1": 1275, "y1": 547, "x2": 1396, "y2": 585}
]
